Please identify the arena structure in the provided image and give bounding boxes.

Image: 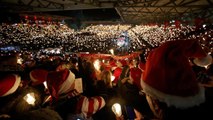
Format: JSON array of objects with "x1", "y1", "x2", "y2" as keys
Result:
[{"x1": 0, "y1": 1, "x2": 213, "y2": 120}]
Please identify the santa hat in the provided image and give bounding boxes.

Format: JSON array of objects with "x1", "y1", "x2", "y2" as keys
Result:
[
  {"x1": 113, "y1": 67, "x2": 122, "y2": 84},
  {"x1": 29, "y1": 69, "x2": 48, "y2": 86},
  {"x1": 46, "y1": 69, "x2": 75, "y2": 100},
  {"x1": 130, "y1": 67, "x2": 142, "y2": 90},
  {"x1": 0, "y1": 74, "x2": 21, "y2": 97},
  {"x1": 76, "y1": 96, "x2": 105, "y2": 118},
  {"x1": 193, "y1": 54, "x2": 212, "y2": 67},
  {"x1": 141, "y1": 40, "x2": 206, "y2": 109}
]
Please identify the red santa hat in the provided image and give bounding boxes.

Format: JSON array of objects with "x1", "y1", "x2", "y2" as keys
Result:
[
  {"x1": 130, "y1": 67, "x2": 142, "y2": 90},
  {"x1": 0, "y1": 74, "x2": 21, "y2": 97},
  {"x1": 29, "y1": 69, "x2": 48, "y2": 86},
  {"x1": 113, "y1": 67, "x2": 122, "y2": 84},
  {"x1": 110, "y1": 61, "x2": 117, "y2": 70},
  {"x1": 76, "y1": 96, "x2": 105, "y2": 118},
  {"x1": 141, "y1": 40, "x2": 206, "y2": 109},
  {"x1": 46, "y1": 69, "x2": 75, "y2": 100}
]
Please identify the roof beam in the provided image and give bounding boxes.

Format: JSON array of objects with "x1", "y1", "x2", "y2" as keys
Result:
[
  {"x1": 180, "y1": 0, "x2": 199, "y2": 6},
  {"x1": 120, "y1": 5, "x2": 212, "y2": 8},
  {"x1": 0, "y1": 0, "x2": 64, "y2": 12},
  {"x1": 115, "y1": 7, "x2": 125, "y2": 22}
]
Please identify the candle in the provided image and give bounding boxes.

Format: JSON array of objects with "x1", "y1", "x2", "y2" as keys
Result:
[{"x1": 112, "y1": 103, "x2": 122, "y2": 117}]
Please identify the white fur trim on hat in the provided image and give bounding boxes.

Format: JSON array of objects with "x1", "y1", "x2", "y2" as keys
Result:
[
  {"x1": 141, "y1": 79, "x2": 205, "y2": 109},
  {"x1": 3, "y1": 74, "x2": 21, "y2": 97},
  {"x1": 193, "y1": 54, "x2": 212, "y2": 67},
  {"x1": 58, "y1": 71, "x2": 75, "y2": 95}
]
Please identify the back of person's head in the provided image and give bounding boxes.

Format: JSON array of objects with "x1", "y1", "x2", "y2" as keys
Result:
[
  {"x1": 0, "y1": 86, "x2": 42, "y2": 116},
  {"x1": 141, "y1": 40, "x2": 207, "y2": 119},
  {"x1": 119, "y1": 65, "x2": 130, "y2": 81},
  {"x1": 101, "y1": 70, "x2": 112, "y2": 88},
  {"x1": 14, "y1": 108, "x2": 62, "y2": 120}
]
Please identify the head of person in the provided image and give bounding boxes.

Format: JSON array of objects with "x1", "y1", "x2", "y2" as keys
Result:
[
  {"x1": 100, "y1": 70, "x2": 113, "y2": 88},
  {"x1": 46, "y1": 69, "x2": 76, "y2": 102},
  {"x1": 141, "y1": 40, "x2": 207, "y2": 118}
]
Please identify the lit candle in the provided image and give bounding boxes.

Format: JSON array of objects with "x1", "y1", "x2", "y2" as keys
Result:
[
  {"x1": 112, "y1": 103, "x2": 122, "y2": 117},
  {"x1": 43, "y1": 81, "x2": 48, "y2": 89},
  {"x1": 109, "y1": 49, "x2": 114, "y2": 55},
  {"x1": 17, "y1": 58, "x2": 23, "y2": 64},
  {"x1": 93, "y1": 59, "x2": 100, "y2": 71},
  {"x1": 111, "y1": 75, "x2": 115, "y2": 82},
  {"x1": 24, "y1": 92, "x2": 36, "y2": 105}
]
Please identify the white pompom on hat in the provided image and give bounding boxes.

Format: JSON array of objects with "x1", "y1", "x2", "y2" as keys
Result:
[
  {"x1": 0, "y1": 74, "x2": 21, "y2": 97},
  {"x1": 193, "y1": 54, "x2": 212, "y2": 67},
  {"x1": 29, "y1": 69, "x2": 48, "y2": 86}
]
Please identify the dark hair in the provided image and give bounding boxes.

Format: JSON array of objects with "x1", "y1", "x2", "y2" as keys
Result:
[
  {"x1": 14, "y1": 108, "x2": 62, "y2": 120},
  {"x1": 119, "y1": 65, "x2": 130, "y2": 80},
  {"x1": 207, "y1": 64, "x2": 213, "y2": 76}
]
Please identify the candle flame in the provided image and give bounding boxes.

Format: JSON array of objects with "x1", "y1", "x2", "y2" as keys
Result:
[
  {"x1": 93, "y1": 59, "x2": 100, "y2": 71},
  {"x1": 109, "y1": 49, "x2": 114, "y2": 55},
  {"x1": 112, "y1": 103, "x2": 122, "y2": 117},
  {"x1": 111, "y1": 75, "x2": 115, "y2": 82},
  {"x1": 43, "y1": 81, "x2": 48, "y2": 89},
  {"x1": 24, "y1": 92, "x2": 36, "y2": 105}
]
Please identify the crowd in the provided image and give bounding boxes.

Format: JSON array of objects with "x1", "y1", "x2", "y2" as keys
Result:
[
  {"x1": 1, "y1": 22, "x2": 212, "y2": 55},
  {"x1": 0, "y1": 22, "x2": 213, "y2": 120}
]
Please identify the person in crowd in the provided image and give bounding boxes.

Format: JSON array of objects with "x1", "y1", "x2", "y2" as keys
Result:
[
  {"x1": 138, "y1": 51, "x2": 147, "y2": 71},
  {"x1": 14, "y1": 108, "x2": 63, "y2": 120},
  {"x1": 0, "y1": 55, "x2": 43, "y2": 119},
  {"x1": 45, "y1": 68, "x2": 81, "y2": 119},
  {"x1": 70, "y1": 57, "x2": 81, "y2": 78},
  {"x1": 192, "y1": 54, "x2": 212, "y2": 85},
  {"x1": 45, "y1": 68, "x2": 105, "y2": 120},
  {"x1": 207, "y1": 64, "x2": 213, "y2": 81},
  {"x1": 81, "y1": 60, "x2": 98, "y2": 97},
  {"x1": 118, "y1": 66, "x2": 153, "y2": 119},
  {"x1": 29, "y1": 68, "x2": 49, "y2": 100},
  {"x1": 93, "y1": 70, "x2": 120, "y2": 120},
  {"x1": 112, "y1": 60, "x2": 124, "y2": 87},
  {"x1": 141, "y1": 39, "x2": 212, "y2": 120}
]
